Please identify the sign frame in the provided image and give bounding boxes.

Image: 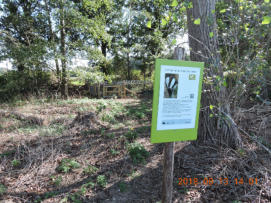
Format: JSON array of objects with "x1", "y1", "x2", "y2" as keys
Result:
[{"x1": 151, "y1": 59, "x2": 204, "y2": 143}]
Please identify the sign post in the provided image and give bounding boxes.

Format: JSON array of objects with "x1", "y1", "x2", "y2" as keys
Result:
[{"x1": 151, "y1": 48, "x2": 204, "y2": 203}]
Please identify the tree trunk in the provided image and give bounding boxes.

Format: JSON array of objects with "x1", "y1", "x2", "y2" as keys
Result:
[
  {"x1": 45, "y1": 0, "x2": 60, "y2": 81},
  {"x1": 60, "y1": 1, "x2": 68, "y2": 99},
  {"x1": 101, "y1": 41, "x2": 108, "y2": 74},
  {"x1": 187, "y1": 0, "x2": 242, "y2": 148},
  {"x1": 127, "y1": 52, "x2": 131, "y2": 80}
]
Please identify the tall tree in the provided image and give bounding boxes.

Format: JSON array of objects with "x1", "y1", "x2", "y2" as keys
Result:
[
  {"x1": 44, "y1": 0, "x2": 60, "y2": 80},
  {"x1": 187, "y1": 0, "x2": 242, "y2": 148},
  {"x1": 0, "y1": 0, "x2": 48, "y2": 71},
  {"x1": 59, "y1": 0, "x2": 68, "y2": 98}
]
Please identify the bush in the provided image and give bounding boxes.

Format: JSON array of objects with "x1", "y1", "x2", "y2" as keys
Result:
[
  {"x1": 83, "y1": 165, "x2": 99, "y2": 175},
  {"x1": 124, "y1": 129, "x2": 138, "y2": 141},
  {"x1": 97, "y1": 175, "x2": 107, "y2": 187},
  {"x1": 0, "y1": 70, "x2": 51, "y2": 102},
  {"x1": 11, "y1": 159, "x2": 21, "y2": 168},
  {"x1": 0, "y1": 184, "x2": 7, "y2": 196},
  {"x1": 56, "y1": 158, "x2": 81, "y2": 173},
  {"x1": 128, "y1": 143, "x2": 149, "y2": 164}
]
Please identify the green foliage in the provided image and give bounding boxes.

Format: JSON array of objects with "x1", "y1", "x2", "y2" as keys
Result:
[
  {"x1": 50, "y1": 175, "x2": 63, "y2": 186},
  {"x1": 96, "y1": 101, "x2": 107, "y2": 114},
  {"x1": 106, "y1": 133, "x2": 115, "y2": 138},
  {"x1": 97, "y1": 175, "x2": 107, "y2": 187},
  {"x1": 72, "y1": 66, "x2": 114, "y2": 85},
  {"x1": 146, "y1": 21, "x2": 152, "y2": 28},
  {"x1": 69, "y1": 193, "x2": 82, "y2": 203},
  {"x1": 101, "y1": 113, "x2": 116, "y2": 124},
  {"x1": 124, "y1": 129, "x2": 138, "y2": 141},
  {"x1": 0, "y1": 70, "x2": 51, "y2": 102},
  {"x1": 80, "y1": 181, "x2": 95, "y2": 194},
  {"x1": 83, "y1": 165, "x2": 99, "y2": 175},
  {"x1": 118, "y1": 181, "x2": 127, "y2": 192},
  {"x1": 39, "y1": 124, "x2": 65, "y2": 137},
  {"x1": 0, "y1": 184, "x2": 7, "y2": 196},
  {"x1": 43, "y1": 191, "x2": 60, "y2": 199},
  {"x1": 0, "y1": 150, "x2": 15, "y2": 158},
  {"x1": 126, "y1": 104, "x2": 148, "y2": 120},
  {"x1": 110, "y1": 149, "x2": 120, "y2": 155},
  {"x1": 262, "y1": 16, "x2": 271, "y2": 24},
  {"x1": 128, "y1": 143, "x2": 149, "y2": 164},
  {"x1": 194, "y1": 18, "x2": 201, "y2": 25},
  {"x1": 57, "y1": 158, "x2": 81, "y2": 173},
  {"x1": 11, "y1": 159, "x2": 21, "y2": 168}
]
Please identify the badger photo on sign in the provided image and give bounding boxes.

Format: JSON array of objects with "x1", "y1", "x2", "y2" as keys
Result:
[
  {"x1": 164, "y1": 74, "x2": 178, "y2": 98},
  {"x1": 157, "y1": 65, "x2": 201, "y2": 130}
]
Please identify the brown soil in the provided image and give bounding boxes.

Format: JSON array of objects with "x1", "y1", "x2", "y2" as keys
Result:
[{"x1": 0, "y1": 98, "x2": 270, "y2": 203}]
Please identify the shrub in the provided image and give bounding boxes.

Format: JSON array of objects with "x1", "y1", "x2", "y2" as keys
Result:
[
  {"x1": 83, "y1": 165, "x2": 99, "y2": 175},
  {"x1": 124, "y1": 129, "x2": 138, "y2": 141},
  {"x1": 50, "y1": 175, "x2": 63, "y2": 186},
  {"x1": 0, "y1": 184, "x2": 7, "y2": 196},
  {"x1": 0, "y1": 70, "x2": 51, "y2": 102},
  {"x1": 118, "y1": 182, "x2": 127, "y2": 192},
  {"x1": 97, "y1": 175, "x2": 107, "y2": 187},
  {"x1": 56, "y1": 158, "x2": 81, "y2": 173},
  {"x1": 11, "y1": 159, "x2": 21, "y2": 168},
  {"x1": 128, "y1": 143, "x2": 149, "y2": 164}
]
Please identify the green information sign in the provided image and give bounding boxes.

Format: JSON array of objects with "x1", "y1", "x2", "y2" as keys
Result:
[{"x1": 151, "y1": 59, "x2": 204, "y2": 143}]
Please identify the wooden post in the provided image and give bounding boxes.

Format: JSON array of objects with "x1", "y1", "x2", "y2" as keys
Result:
[
  {"x1": 98, "y1": 83, "x2": 101, "y2": 98},
  {"x1": 162, "y1": 47, "x2": 185, "y2": 203}
]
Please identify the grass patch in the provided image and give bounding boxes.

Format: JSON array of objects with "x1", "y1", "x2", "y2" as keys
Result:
[
  {"x1": 17, "y1": 124, "x2": 39, "y2": 134},
  {"x1": 39, "y1": 124, "x2": 65, "y2": 137}
]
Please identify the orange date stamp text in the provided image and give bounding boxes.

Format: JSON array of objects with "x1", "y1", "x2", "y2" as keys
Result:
[{"x1": 178, "y1": 177, "x2": 258, "y2": 186}]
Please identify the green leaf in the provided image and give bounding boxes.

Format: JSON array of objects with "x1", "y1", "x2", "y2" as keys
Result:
[
  {"x1": 171, "y1": 39, "x2": 177, "y2": 45},
  {"x1": 262, "y1": 16, "x2": 271, "y2": 25},
  {"x1": 220, "y1": 9, "x2": 226, "y2": 13},
  {"x1": 173, "y1": 14, "x2": 178, "y2": 22},
  {"x1": 244, "y1": 24, "x2": 249, "y2": 31},
  {"x1": 223, "y1": 79, "x2": 227, "y2": 87},
  {"x1": 194, "y1": 18, "x2": 201, "y2": 25},
  {"x1": 171, "y1": 0, "x2": 178, "y2": 7},
  {"x1": 161, "y1": 18, "x2": 167, "y2": 26},
  {"x1": 264, "y1": 0, "x2": 270, "y2": 3},
  {"x1": 146, "y1": 21, "x2": 151, "y2": 28},
  {"x1": 180, "y1": 6, "x2": 186, "y2": 12},
  {"x1": 209, "y1": 105, "x2": 214, "y2": 110},
  {"x1": 209, "y1": 32, "x2": 214, "y2": 38}
]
